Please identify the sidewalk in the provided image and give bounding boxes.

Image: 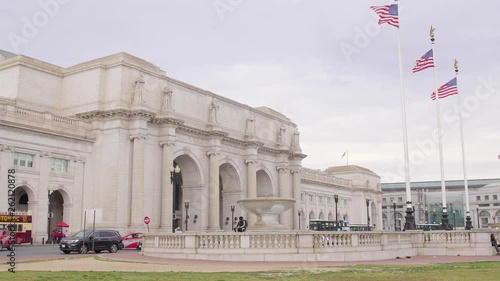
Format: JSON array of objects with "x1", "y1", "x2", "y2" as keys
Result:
[{"x1": 2, "y1": 250, "x2": 500, "y2": 272}]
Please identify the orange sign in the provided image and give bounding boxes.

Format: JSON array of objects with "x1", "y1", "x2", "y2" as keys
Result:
[{"x1": 0, "y1": 215, "x2": 32, "y2": 223}]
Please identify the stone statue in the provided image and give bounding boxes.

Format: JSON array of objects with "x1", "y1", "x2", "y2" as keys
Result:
[
  {"x1": 245, "y1": 114, "x2": 256, "y2": 136},
  {"x1": 133, "y1": 74, "x2": 145, "y2": 104},
  {"x1": 291, "y1": 127, "x2": 300, "y2": 150},
  {"x1": 277, "y1": 123, "x2": 286, "y2": 144},
  {"x1": 161, "y1": 86, "x2": 173, "y2": 112},
  {"x1": 209, "y1": 98, "x2": 219, "y2": 124}
]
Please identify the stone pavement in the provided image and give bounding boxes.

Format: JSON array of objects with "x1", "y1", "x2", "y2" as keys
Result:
[{"x1": 2, "y1": 250, "x2": 500, "y2": 272}]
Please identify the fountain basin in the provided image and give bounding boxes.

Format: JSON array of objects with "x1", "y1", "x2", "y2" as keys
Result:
[{"x1": 237, "y1": 197, "x2": 296, "y2": 231}]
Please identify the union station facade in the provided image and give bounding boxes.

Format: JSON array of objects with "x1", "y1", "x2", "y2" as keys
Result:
[{"x1": 0, "y1": 49, "x2": 382, "y2": 242}]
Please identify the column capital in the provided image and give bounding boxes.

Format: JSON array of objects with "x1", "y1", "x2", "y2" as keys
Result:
[
  {"x1": 159, "y1": 140, "x2": 175, "y2": 147},
  {"x1": 130, "y1": 133, "x2": 148, "y2": 141},
  {"x1": 207, "y1": 150, "x2": 220, "y2": 157},
  {"x1": 276, "y1": 166, "x2": 288, "y2": 172},
  {"x1": 245, "y1": 159, "x2": 258, "y2": 165},
  {"x1": 290, "y1": 169, "x2": 301, "y2": 174},
  {"x1": 39, "y1": 151, "x2": 50, "y2": 158},
  {"x1": 72, "y1": 156, "x2": 86, "y2": 163}
]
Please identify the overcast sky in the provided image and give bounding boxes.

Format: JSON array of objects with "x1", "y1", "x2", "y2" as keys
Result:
[{"x1": 1, "y1": 0, "x2": 499, "y2": 183}]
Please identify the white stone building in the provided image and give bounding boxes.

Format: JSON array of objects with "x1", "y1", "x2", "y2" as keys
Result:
[{"x1": 0, "y1": 50, "x2": 382, "y2": 242}]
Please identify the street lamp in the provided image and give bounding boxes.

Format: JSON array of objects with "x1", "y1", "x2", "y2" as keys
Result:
[
  {"x1": 184, "y1": 200, "x2": 189, "y2": 231},
  {"x1": 366, "y1": 199, "x2": 370, "y2": 230},
  {"x1": 392, "y1": 200, "x2": 397, "y2": 231},
  {"x1": 298, "y1": 210, "x2": 302, "y2": 230},
  {"x1": 47, "y1": 185, "x2": 55, "y2": 244},
  {"x1": 453, "y1": 210, "x2": 456, "y2": 230},
  {"x1": 170, "y1": 165, "x2": 181, "y2": 232},
  {"x1": 230, "y1": 205, "x2": 235, "y2": 231},
  {"x1": 425, "y1": 207, "x2": 428, "y2": 224},
  {"x1": 334, "y1": 195, "x2": 339, "y2": 224},
  {"x1": 433, "y1": 208, "x2": 436, "y2": 224},
  {"x1": 476, "y1": 207, "x2": 480, "y2": 229}
]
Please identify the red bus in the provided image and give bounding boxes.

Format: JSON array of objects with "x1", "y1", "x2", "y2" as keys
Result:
[{"x1": 0, "y1": 211, "x2": 33, "y2": 247}]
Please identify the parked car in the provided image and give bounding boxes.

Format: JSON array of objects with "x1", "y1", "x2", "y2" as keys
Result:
[
  {"x1": 59, "y1": 229, "x2": 124, "y2": 254},
  {"x1": 121, "y1": 232, "x2": 143, "y2": 249}
]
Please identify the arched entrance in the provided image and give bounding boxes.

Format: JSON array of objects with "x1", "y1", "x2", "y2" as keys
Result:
[
  {"x1": 256, "y1": 170, "x2": 273, "y2": 197},
  {"x1": 219, "y1": 162, "x2": 241, "y2": 231}
]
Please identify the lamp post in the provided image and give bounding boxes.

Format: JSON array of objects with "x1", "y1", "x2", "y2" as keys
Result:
[
  {"x1": 453, "y1": 210, "x2": 456, "y2": 230},
  {"x1": 184, "y1": 200, "x2": 189, "y2": 231},
  {"x1": 392, "y1": 200, "x2": 397, "y2": 231},
  {"x1": 334, "y1": 194, "x2": 339, "y2": 224},
  {"x1": 230, "y1": 205, "x2": 235, "y2": 231},
  {"x1": 366, "y1": 199, "x2": 370, "y2": 230},
  {"x1": 425, "y1": 207, "x2": 428, "y2": 224},
  {"x1": 298, "y1": 210, "x2": 302, "y2": 230},
  {"x1": 47, "y1": 185, "x2": 55, "y2": 244},
  {"x1": 170, "y1": 165, "x2": 181, "y2": 232},
  {"x1": 476, "y1": 207, "x2": 480, "y2": 229},
  {"x1": 433, "y1": 208, "x2": 436, "y2": 224}
]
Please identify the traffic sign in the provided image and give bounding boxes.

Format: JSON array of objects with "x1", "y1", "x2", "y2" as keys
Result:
[{"x1": 143, "y1": 216, "x2": 150, "y2": 225}]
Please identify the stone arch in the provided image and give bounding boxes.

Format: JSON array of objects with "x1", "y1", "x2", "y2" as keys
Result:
[
  {"x1": 172, "y1": 153, "x2": 203, "y2": 231},
  {"x1": 319, "y1": 212, "x2": 324, "y2": 220},
  {"x1": 256, "y1": 170, "x2": 273, "y2": 197},
  {"x1": 328, "y1": 212, "x2": 333, "y2": 221},
  {"x1": 219, "y1": 162, "x2": 242, "y2": 230},
  {"x1": 370, "y1": 201, "x2": 377, "y2": 229}
]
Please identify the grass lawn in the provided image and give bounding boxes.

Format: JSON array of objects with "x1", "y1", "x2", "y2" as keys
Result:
[{"x1": 1, "y1": 261, "x2": 500, "y2": 281}]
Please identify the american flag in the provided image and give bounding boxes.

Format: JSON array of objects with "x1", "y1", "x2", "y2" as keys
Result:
[
  {"x1": 413, "y1": 49, "x2": 434, "y2": 73},
  {"x1": 431, "y1": 78, "x2": 458, "y2": 100},
  {"x1": 370, "y1": 4, "x2": 399, "y2": 28}
]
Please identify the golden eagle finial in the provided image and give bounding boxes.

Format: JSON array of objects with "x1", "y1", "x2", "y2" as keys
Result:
[
  {"x1": 454, "y1": 59, "x2": 459, "y2": 73},
  {"x1": 430, "y1": 26, "x2": 436, "y2": 40}
]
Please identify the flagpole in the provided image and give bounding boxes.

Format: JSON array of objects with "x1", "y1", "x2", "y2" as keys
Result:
[
  {"x1": 346, "y1": 149, "x2": 349, "y2": 165},
  {"x1": 396, "y1": 1, "x2": 415, "y2": 230},
  {"x1": 455, "y1": 60, "x2": 472, "y2": 230},
  {"x1": 430, "y1": 26, "x2": 449, "y2": 230}
]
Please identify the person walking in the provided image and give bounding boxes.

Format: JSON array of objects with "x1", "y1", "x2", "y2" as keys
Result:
[{"x1": 490, "y1": 234, "x2": 500, "y2": 255}]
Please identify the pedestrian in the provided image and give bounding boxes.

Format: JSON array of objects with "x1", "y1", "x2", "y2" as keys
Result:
[
  {"x1": 234, "y1": 216, "x2": 248, "y2": 232},
  {"x1": 51, "y1": 229, "x2": 57, "y2": 244},
  {"x1": 490, "y1": 234, "x2": 500, "y2": 255}
]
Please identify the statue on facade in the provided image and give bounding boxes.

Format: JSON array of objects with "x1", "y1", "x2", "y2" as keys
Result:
[
  {"x1": 291, "y1": 127, "x2": 301, "y2": 151},
  {"x1": 132, "y1": 74, "x2": 145, "y2": 104},
  {"x1": 245, "y1": 114, "x2": 256, "y2": 137},
  {"x1": 161, "y1": 85, "x2": 173, "y2": 112},
  {"x1": 277, "y1": 123, "x2": 286, "y2": 145},
  {"x1": 209, "y1": 98, "x2": 219, "y2": 124}
]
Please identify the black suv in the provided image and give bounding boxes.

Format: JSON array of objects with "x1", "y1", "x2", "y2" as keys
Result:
[{"x1": 59, "y1": 229, "x2": 124, "y2": 254}]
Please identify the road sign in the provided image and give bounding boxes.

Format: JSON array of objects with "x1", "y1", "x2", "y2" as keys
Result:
[
  {"x1": 143, "y1": 216, "x2": 150, "y2": 225},
  {"x1": 47, "y1": 212, "x2": 54, "y2": 218}
]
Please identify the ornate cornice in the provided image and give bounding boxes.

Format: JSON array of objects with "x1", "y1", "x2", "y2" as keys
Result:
[
  {"x1": 75, "y1": 109, "x2": 132, "y2": 120},
  {"x1": 151, "y1": 116, "x2": 184, "y2": 126}
]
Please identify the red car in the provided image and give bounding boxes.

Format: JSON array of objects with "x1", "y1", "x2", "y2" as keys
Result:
[{"x1": 121, "y1": 232, "x2": 143, "y2": 249}]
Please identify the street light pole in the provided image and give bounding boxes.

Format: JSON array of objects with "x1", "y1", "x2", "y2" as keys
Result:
[
  {"x1": 392, "y1": 201, "x2": 397, "y2": 231},
  {"x1": 425, "y1": 207, "x2": 428, "y2": 224},
  {"x1": 298, "y1": 211, "x2": 301, "y2": 230},
  {"x1": 453, "y1": 210, "x2": 456, "y2": 230},
  {"x1": 184, "y1": 200, "x2": 189, "y2": 231},
  {"x1": 334, "y1": 194, "x2": 339, "y2": 224},
  {"x1": 170, "y1": 165, "x2": 181, "y2": 232},
  {"x1": 230, "y1": 205, "x2": 235, "y2": 231},
  {"x1": 366, "y1": 199, "x2": 370, "y2": 230},
  {"x1": 47, "y1": 186, "x2": 55, "y2": 244}
]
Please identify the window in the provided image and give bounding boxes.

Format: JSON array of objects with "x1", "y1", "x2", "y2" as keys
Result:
[
  {"x1": 398, "y1": 197, "x2": 403, "y2": 202},
  {"x1": 13, "y1": 152, "x2": 34, "y2": 168},
  {"x1": 382, "y1": 198, "x2": 387, "y2": 203},
  {"x1": 309, "y1": 195, "x2": 314, "y2": 203},
  {"x1": 50, "y1": 158, "x2": 69, "y2": 172},
  {"x1": 476, "y1": 196, "x2": 481, "y2": 201},
  {"x1": 485, "y1": 195, "x2": 490, "y2": 200},
  {"x1": 327, "y1": 197, "x2": 332, "y2": 205},
  {"x1": 318, "y1": 196, "x2": 323, "y2": 204},
  {"x1": 301, "y1": 193, "x2": 304, "y2": 201},
  {"x1": 494, "y1": 195, "x2": 498, "y2": 200}
]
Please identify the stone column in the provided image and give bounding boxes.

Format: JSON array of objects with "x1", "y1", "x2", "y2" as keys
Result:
[
  {"x1": 72, "y1": 157, "x2": 85, "y2": 232},
  {"x1": 207, "y1": 150, "x2": 220, "y2": 231},
  {"x1": 277, "y1": 166, "x2": 289, "y2": 226},
  {"x1": 38, "y1": 152, "x2": 51, "y2": 242},
  {"x1": 159, "y1": 140, "x2": 175, "y2": 232},
  {"x1": 0, "y1": 145, "x2": 12, "y2": 209},
  {"x1": 130, "y1": 134, "x2": 147, "y2": 228},
  {"x1": 291, "y1": 169, "x2": 301, "y2": 230},
  {"x1": 246, "y1": 160, "x2": 257, "y2": 198}
]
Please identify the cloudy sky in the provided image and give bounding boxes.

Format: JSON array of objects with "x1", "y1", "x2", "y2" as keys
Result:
[{"x1": 1, "y1": 0, "x2": 499, "y2": 183}]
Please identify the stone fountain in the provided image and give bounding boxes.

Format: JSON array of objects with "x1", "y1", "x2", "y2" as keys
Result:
[{"x1": 237, "y1": 197, "x2": 296, "y2": 231}]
